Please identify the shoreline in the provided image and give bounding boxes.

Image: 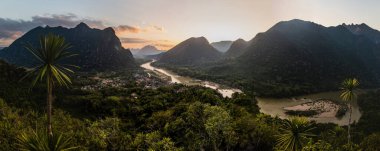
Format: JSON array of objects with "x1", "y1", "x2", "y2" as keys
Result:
[
  {"x1": 283, "y1": 99, "x2": 346, "y2": 118},
  {"x1": 141, "y1": 61, "x2": 242, "y2": 98}
]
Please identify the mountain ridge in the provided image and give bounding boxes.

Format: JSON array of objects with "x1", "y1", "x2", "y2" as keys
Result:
[
  {"x1": 168, "y1": 19, "x2": 380, "y2": 96},
  {"x1": 224, "y1": 38, "x2": 249, "y2": 58},
  {"x1": 157, "y1": 37, "x2": 222, "y2": 65},
  {"x1": 133, "y1": 45, "x2": 163, "y2": 58},
  {"x1": 0, "y1": 23, "x2": 136, "y2": 70}
]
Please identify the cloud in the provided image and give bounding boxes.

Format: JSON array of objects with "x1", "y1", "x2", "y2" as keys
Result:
[
  {"x1": 154, "y1": 43, "x2": 174, "y2": 48},
  {"x1": 153, "y1": 26, "x2": 164, "y2": 31},
  {"x1": 0, "y1": 14, "x2": 166, "y2": 47},
  {"x1": 114, "y1": 25, "x2": 141, "y2": 34},
  {"x1": 120, "y1": 37, "x2": 175, "y2": 50},
  {"x1": 0, "y1": 14, "x2": 107, "y2": 46},
  {"x1": 31, "y1": 14, "x2": 106, "y2": 29},
  {"x1": 114, "y1": 24, "x2": 165, "y2": 35},
  {"x1": 120, "y1": 38, "x2": 150, "y2": 43}
]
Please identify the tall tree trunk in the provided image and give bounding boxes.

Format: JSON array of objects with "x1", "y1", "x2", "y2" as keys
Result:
[
  {"x1": 348, "y1": 103, "x2": 352, "y2": 146},
  {"x1": 47, "y1": 78, "x2": 53, "y2": 137}
]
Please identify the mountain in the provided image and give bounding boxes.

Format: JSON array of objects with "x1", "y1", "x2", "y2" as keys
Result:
[
  {"x1": 202, "y1": 19, "x2": 380, "y2": 96},
  {"x1": 133, "y1": 45, "x2": 163, "y2": 58},
  {"x1": 210, "y1": 41, "x2": 233, "y2": 53},
  {"x1": 343, "y1": 23, "x2": 380, "y2": 44},
  {"x1": 130, "y1": 48, "x2": 140, "y2": 55},
  {"x1": 138, "y1": 45, "x2": 162, "y2": 55},
  {"x1": 224, "y1": 39, "x2": 249, "y2": 58},
  {"x1": 157, "y1": 37, "x2": 222, "y2": 65},
  {"x1": 0, "y1": 22, "x2": 136, "y2": 70}
]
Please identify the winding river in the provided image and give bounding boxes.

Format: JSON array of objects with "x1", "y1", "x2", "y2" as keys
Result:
[
  {"x1": 141, "y1": 61, "x2": 242, "y2": 98},
  {"x1": 141, "y1": 61, "x2": 361, "y2": 125}
]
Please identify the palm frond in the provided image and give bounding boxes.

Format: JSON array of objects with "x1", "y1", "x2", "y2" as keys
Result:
[
  {"x1": 22, "y1": 33, "x2": 77, "y2": 88},
  {"x1": 276, "y1": 116, "x2": 315, "y2": 151},
  {"x1": 340, "y1": 78, "x2": 359, "y2": 102},
  {"x1": 16, "y1": 130, "x2": 79, "y2": 151}
]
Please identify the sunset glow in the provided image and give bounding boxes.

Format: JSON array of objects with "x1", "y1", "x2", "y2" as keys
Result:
[{"x1": 1, "y1": 0, "x2": 380, "y2": 50}]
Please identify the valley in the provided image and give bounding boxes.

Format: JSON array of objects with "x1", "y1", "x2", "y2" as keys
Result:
[
  {"x1": 141, "y1": 60, "x2": 242, "y2": 98},
  {"x1": 143, "y1": 59, "x2": 362, "y2": 125},
  {"x1": 1, "y1": 5, "x2": 380, "y2": 149}
]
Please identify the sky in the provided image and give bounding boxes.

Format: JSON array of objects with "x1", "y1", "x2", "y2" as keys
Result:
[{"x1": 1, "y1": 0, "x2": 380, "y2": 50}]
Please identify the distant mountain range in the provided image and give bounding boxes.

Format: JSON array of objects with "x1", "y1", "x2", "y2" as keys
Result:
[
  {"x1": 132, "y1": 45, "x2": 163, "y2": 58},
  {"x1": 0, "y1": 22, "x2": 136, "y2": 70},
  {"x1": 210, "y1": 41, "x2": 233, "y2": 53},
  {"x1": 156, "y1": 19, "x2": 380, "y2": 96},
  {"x1": 231, "y1": 19, "x2": 380, "y2": 95},
  {"x1": 4, "y1": 19, "x2": 380, "y2": 96},
  {"x1": 157, "y1": 37, "x2": 222, "y2": 65}
]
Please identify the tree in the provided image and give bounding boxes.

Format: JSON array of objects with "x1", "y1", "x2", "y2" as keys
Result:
[
  {"x1": 275, "y1": 116, "x2": 315, "y2": 151},
  {"x1": 204, "y1": 105, "x2": 237, "y2": 150},
  {"x1": 360, "y1": 133, "x2": 380, "y2": 151},
  {"x1": 340, "y1": 78, "x2": 359, "y2": 146},
  {"x1": 23, "y1": 33, "x2": 77, "y2": 136}
]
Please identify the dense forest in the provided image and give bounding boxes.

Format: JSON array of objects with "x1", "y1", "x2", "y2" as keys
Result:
[{"x1": 1, "y1": 57, "x2": 380, "y2": 150}]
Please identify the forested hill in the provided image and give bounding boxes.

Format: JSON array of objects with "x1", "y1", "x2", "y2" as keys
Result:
[
  {"x1": 157, "y1": 37, "x2": 222, "y2": 65},
  {"x1": 236, "y1": 19, "x2": 380, "y2": 94},
  {"x1": 160, "y1": 19, "x2": 380, "y2": 96},
  {"x1": 0, "y1": 23, "x2": 136, "y2": 70},
  {"x1": 224, "y1": 38, "x2": 249, "y2": 58}
]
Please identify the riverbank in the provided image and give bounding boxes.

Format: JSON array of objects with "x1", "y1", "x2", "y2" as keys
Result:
[
  {"x1": 257, "y1": 91, "x2": 361, "y2": 126},
  {"x1": 140, "y1": 61, "x2": 242, "y2": 98},
  {"x1": 141, "y1": 60, "x2": 363, "y2": 125},
  {"x1": 283, "y1": 99, "x2": 347, "y2": 118}
]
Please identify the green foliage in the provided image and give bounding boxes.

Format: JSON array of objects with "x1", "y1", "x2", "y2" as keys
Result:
[
  {"x1": 340, "y1": 78, "x2": 359, "y2": 102},
  {"x1": 24, "y1": 33, "x2": 77, "y2": 88},
  {"x1": 204, "y1": 105, "x2": 238, "y2": 150},
  {"x1": 85, "y1": 117, "x2": 122, "y2": 150},
  {"x1": 360, "y1": 133, "x2": 380, "y2": 151},
  {"x1": 302, "y1": 139, "x2": 333, "y2": 151},
  {"x1": 23, "y1": 33, "x2": 78, "y2": 137},
  {"x1": 275, "y1": 117, "x2": 315, "y2": 151},
  {"x1": 356, "y1": 90, "x2": 380, "y2": 134},
  {"x1": 16, "y1": 130, "x2": 77, "y2": 151},
  {"x1": 340, "y1": 78, "x2": 359, "y2": 147},
  {"x1": 1, "y1": 58, "x2": 380, "y2": 150},
  {"x1": 130, "y1": 131, "x2": 182, "y2": 151}
]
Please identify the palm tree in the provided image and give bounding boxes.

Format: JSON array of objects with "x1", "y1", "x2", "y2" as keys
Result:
[
  {"x1": 23, "y1": 33, "x2": 77, "y2": 136},
  {"x1": 276, "y1": 116, "x2": 315, "y2": 151},
  {"x1": 16, "y1": 130, "x2": 78, "y2": 151},
  {"x1": 340, "y1": 78, "x2": 359, "y2": 146}
]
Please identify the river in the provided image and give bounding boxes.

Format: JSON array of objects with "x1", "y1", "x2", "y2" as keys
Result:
[
  {"x1": 141, "y1": 61, "x2": 361, "y2": 125},
  {"x1": 141, "y1": 61, "x2": 242, "y2": 98},
  {"x1": 257, "y1": 91, "x2": 361, "y2": 125}
]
